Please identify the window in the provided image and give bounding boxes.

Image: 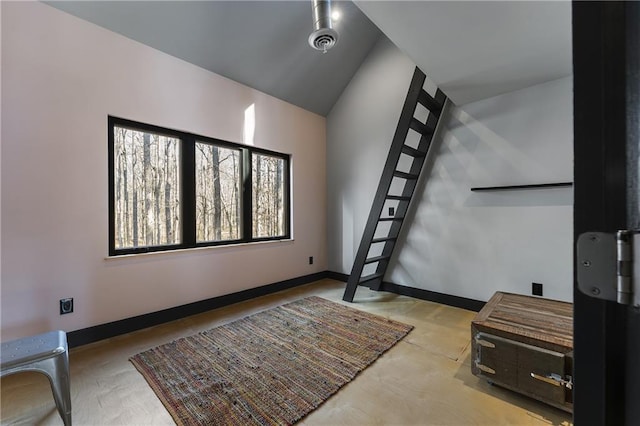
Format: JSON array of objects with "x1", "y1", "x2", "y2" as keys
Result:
[
  {"x1": 108, "y1": 117, "x2": 290, "y2": 255},
  {"x1": 112, "y1": 125, "x2": 181, "y2": 250},
  {"x1": 195, "y1": 143, "x2": 241, "y2": 242},
  {"x1": 252, "y1": 153, "x2": 287, "y2": 238}
]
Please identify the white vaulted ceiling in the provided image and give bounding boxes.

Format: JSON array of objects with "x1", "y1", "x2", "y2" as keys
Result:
[
  {"x1": 46, "y1": 0, "x2": 383, "y2": 116},
  {"x1": 355, "y1": 1, "x2": 572, "y2": 105},
  {"x1": 46, "y1": 1, "x2": 572, "y2": 112}
]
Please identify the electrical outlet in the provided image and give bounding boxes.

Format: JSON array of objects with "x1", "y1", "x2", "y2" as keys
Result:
[
  {"x1": 309, "y1": 256, "x2": 314, "y2": 265},
  {"x1": 60, "y1": 298, "x2": 74, "y2": 315},
  {"x1": 532, "y1": 283, "x2": 543, "y2": 297}
]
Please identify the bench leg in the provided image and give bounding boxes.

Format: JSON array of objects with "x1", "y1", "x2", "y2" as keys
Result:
[
  {"x1": 1, "y1": 330, "x2": 71, "y2": 425},
  {"x1": 31, "y1": 353, "x2": 72, "y2": 426}
]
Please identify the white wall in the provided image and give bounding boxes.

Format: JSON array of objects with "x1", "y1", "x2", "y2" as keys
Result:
[
  {"x1": 1, "y1": 2, "x2": 327, "y2": 340},
  {"x1": 327, "y1": 39, "x2": 573, "y2": 303},
  {"x1": 327, "y1": 37, "x2": 416, "y2": 274}
]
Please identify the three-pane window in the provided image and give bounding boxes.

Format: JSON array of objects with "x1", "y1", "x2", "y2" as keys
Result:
[{"x1": 108, "y1": 117, "x2": 290, "y2": 256}]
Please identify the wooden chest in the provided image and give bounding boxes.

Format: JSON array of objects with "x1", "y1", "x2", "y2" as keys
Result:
[{"x1": 471, "y1": 292, "x2": 573, "y2": 413}]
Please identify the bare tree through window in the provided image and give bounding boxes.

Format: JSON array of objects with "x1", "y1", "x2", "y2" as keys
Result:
[
  {"x1": 252, "y1": 153, "x2": 286, "y2": 238},
  {"x1": 109, "y1": 117, "x2": 290, "y2": 255},
  {"x1": 114, "y1": 127, "x2": 180, "y2": 249},
  {"x1": 195, "y1": 143, "x2": 240, "y2": 242}
]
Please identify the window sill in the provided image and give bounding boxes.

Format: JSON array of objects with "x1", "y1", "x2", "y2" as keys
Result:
[{"x1": 104, "y1": 238, "x2": 295, "y2": 261}]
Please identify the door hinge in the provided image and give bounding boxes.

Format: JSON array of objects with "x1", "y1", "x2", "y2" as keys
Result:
[{"x1": 577, "y1": 230, "x2": 640, "y2": 308}]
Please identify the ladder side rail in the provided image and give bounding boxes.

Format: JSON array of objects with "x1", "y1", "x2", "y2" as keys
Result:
[
  {"x1": 433, "y1": 88, "x2": 447, "y2": 110},
  {"x1": 343, "y1": 68, "x2": 426, "y2": 302},
  {"x1": 418, "y1": 90, "x2": 445, "y2": 115}
]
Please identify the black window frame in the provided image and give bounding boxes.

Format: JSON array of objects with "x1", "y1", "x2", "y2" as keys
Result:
[{"x1": 108, "y1": 116, "x2": 291, "y2": 256}]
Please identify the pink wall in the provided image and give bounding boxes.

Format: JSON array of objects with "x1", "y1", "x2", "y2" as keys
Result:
[{"x1": 1, "y1": 2, "x2": 327, "y2": 340}]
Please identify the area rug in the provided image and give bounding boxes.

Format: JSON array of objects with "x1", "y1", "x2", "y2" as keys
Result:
[{"x1": 130, "y1": 296, "x2": 413, "y2": 425}]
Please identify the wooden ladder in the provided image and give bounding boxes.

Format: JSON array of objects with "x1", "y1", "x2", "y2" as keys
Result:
[{"x1": 342, "y1": 67, "x2": 447, "y2": 302}]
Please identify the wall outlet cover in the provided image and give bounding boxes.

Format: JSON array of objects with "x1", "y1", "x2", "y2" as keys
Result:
[
  {"x1": 60, "y1": 298, "x2": 74, "y2": 314},
  {"x1": 532, "y1": 283, "x2": 543, "y2": 297}
]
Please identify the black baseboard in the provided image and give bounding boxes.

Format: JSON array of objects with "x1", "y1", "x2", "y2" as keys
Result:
[
  {"x1": 67, "y1": 271, "x2": 328, "y2": 348},
  {"x1": 326, "y1": 271, "x2": 349, "y2": 282},
  {"x1": 68, "y1": 271, "x2": 484, "y2": 348},
  {"x1": 327, "y1": 271, "x2": 485, "y2": 312},
  {"x1": 379, "y1": 282, "x2": 485, "y2": 312}
]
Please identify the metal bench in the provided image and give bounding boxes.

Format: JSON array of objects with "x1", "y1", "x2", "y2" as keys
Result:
[{"x1": 1, "y1": 330, "x2": 72, "y2": 425}]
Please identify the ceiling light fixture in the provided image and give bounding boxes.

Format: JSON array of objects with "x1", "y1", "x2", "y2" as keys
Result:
[{"x1": 308, "y1": 0, "x2": 339, "y2": 54}]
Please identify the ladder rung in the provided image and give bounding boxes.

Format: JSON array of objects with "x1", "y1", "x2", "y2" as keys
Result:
[
  {"x1": 378, "y1": 217, "x2": 403, "y2": 222},
  {"x1": 386, "y1": 195, "x2": 411, "y2": 201},
  {"x1": 410, "y1": 117, "x2": 434, "y2": 136},
  {"x1": 393, "y1": 171, "x2": 419, "y2": 180},
  {"x1": 360, "y1": 273, "x2": 384, "y2": 284},
  {"x1": 417, "y1": 89, "x2": 443, "y2": 114},
  {"x1": 364, "y1": 255, "x2": 391, "y2": 264},
  {"x1": 401, "y1": 145, "x2": 427, "y2": 157},
  {"x1": 371, "y1": 237, "x2": 397, "y2": 244}
]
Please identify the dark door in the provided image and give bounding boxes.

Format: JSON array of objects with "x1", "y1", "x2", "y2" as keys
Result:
[{"x1": 573, "y1": 2, "x2": 640, "y2": 424}]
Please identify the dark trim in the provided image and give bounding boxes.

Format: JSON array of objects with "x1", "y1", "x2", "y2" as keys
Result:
[
  {"x1": 67, "y1": 272, "x2": 328, "y2": 348},
  {"x1": 70, "y1": 270, "x2": 487, "y2": 348},
  {"x1": 573, "y1": 2, "x2": 635, "y2": 424},
  {"x1": 330, "y1": 271, "x2": 484, "y2": 312},
  {"x1": 379, "y1": 282, "x2": 485, "y2": 312},
  {"x1": 624, "y1": 3, "x2": 640, "y2": 423},
  {"x1": 107, "y1": 116, "x2": 116, "y2": 256},
  {"x1": 470, "y1": 182, "x2": 573, "y2": 192},
  {"x1": 326, "y1": 271, "x2": 349, "y2": 282},
  {"x1": 242, "y1": 148, "x2": 252, "y2": 241},
  {"x1": 182, "y1": 135, "x2": 196, "y2": 247}
]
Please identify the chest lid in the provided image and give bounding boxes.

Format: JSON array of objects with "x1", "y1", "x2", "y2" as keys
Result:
[{"x1": 472, "y1": 292, "x2": 573, "y2": 351}]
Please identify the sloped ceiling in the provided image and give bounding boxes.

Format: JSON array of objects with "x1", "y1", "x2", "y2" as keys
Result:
[
  {"x1": 46, "y1": 1, "x2": 572, "y2": 113},
  {"x1": 46, "y1": 1, "x2": 383, "y2": 116},
  {"x1": 355, "y1": 1, "x2": 572, "y2": 105}
]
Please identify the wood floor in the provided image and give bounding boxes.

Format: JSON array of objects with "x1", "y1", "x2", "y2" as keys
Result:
[{"x1": 1, "y1": 279, "x2": 573, "y2": 425}]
